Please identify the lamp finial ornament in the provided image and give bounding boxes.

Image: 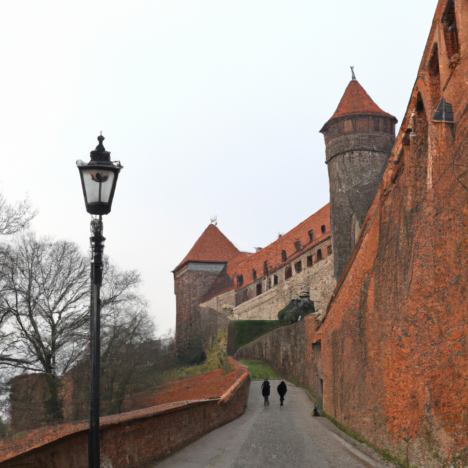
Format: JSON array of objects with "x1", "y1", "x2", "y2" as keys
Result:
[
  {"x1": 351, "y1": 66, "x2": 357, "y2": 81},
  {"x1": 96, "y1": 134, "x2": 105, "y2": 151}
]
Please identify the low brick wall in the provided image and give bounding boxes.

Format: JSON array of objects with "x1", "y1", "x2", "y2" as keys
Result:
[
  {"x1": 234, "y1": 316, "x2": 323, "y2": 403},
  {"x1": 0, "y1": 362, "x2": 251, "y2": 468}
]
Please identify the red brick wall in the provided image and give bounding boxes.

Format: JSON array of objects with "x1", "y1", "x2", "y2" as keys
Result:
[
  {"x1": 9, "y1": 374, "x2": 48, "y2": 434},
  {"x1": 321, "y1": 1, "x2": 468, "y2": 466},
  {"x1": 234, "y1": 315, "x2": 324, "y2": 403},
  {"x1": 175, "y1": 268, "x2": 224, "y2": 362},
  {"x1": 0, "y1": 363, "x2": 250, "y2": 468}
]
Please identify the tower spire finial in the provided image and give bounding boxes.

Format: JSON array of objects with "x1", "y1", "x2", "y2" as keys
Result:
[{"x1": 351, "y1": 66, "x2": 356, "y2": 81}]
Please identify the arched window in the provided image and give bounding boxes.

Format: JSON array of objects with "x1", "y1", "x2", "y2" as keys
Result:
[{"x1": 281, "y1": 250, "x2": 287, "y2": 262}]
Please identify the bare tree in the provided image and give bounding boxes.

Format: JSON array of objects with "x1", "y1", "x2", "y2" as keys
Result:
[
  {"x1": 0, "y1": 232, "x2": 152, "y2": 424},
  {"x1": 0, "y1": 193, "x2": 36, "y2": 235}
]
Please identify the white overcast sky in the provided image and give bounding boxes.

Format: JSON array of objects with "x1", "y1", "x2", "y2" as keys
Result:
[{"x1": 0, "y1": 0, "x2": 438, "y2": 335}]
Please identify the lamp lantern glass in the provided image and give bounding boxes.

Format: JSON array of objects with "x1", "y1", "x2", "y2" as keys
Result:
[{"x1": 77, "y1": 135, "x2": 122, "y2": 215}]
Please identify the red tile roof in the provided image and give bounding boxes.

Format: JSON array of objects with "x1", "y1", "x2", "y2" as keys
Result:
[
  {"x1": 321, "y1": 80, "x2": 396, "y2": 131},
  {"x1": 174, "y1": 224, "x2": 240, "y2": 271},
  {"x1": 202, "y1": 204, "x2": 331, "y2": 301}
]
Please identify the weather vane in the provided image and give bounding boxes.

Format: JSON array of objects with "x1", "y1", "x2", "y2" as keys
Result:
[
  {"x1": 210, "y1": 215, "x2": 217, "y2": 226},
  {"x1": 351, "y1": 66, "x2": 357, "y2": 81}
]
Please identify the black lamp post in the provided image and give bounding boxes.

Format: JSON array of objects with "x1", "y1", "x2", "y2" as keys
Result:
[{"x1": 77, "y1": 135, "x2": 123, "y2": 468}]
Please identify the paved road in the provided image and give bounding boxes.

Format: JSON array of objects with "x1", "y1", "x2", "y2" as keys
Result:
[{"x1": 156, "y1": 380, "x2": 394, "y2": 468}]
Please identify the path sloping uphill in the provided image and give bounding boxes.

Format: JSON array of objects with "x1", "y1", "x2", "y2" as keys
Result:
[{"x1": 156, "y1": 381, "x2": 397, "y2": 468}]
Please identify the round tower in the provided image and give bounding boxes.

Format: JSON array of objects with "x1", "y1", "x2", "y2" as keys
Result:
[{"x1": 320, "y1": 71, "x2": 397, "y2": 280}]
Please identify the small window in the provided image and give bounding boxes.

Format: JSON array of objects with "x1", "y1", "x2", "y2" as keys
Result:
[
  {"x1": 327, "y1": 245, "x2": 332, "y2": 255},
  {"x1": 285, "y1": 266, "x2": 292, "y2": 280},
  {"x1": 252, "y1": 269, "x2": 257, "y2": 281},
  {"x1": 308, "y1": 230, "x2": 314, "y2": 243},
  {"x1": 267, "y1": 277, "x2": 272, "y2": 289},
  {"x1": 274, "y1": 275, "x2": 278, "y2": 286},
  {"x1": 295, "y1": 261, "x2": 302, "y2": 274},
  {"x1": 256, "y1": 283, "x2": 262, "y2": 296},
  {"x1": 242, "y1": 291, "x2": 248, "y2": 303},
  {"x1": 321, "y1": 225, "x2": 326, "y2": 235},
  {"x1": 307, "y1": 255, "x2": 313, "y2": 267},
  {"x1": 294, "y1": 240, "x2": 301, "y2": 251},
  {"x1": 281, "y1": 250, "x2": 287, "y2": 262},
  {"x1": 317, "y1": 249, "x2": 322, "y2": 261},
  {"x1": 237, "y1": 275, "x2": 244, "y2": 287},
  {"x1": 263, "y1": 261, "x2": 269, "y2": 276}
]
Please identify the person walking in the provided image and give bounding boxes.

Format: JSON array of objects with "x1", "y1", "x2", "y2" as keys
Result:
[
  {"x1": 261, "y1": 380, "x2": 270, "y2": 406},
  {"x1": 277, "y1": 381, "x2": 287, "y2": 406}
]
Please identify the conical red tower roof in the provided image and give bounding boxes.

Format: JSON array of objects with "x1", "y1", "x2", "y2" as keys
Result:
[
  {"x1": 321, "y1": 80, "x2": 396, "y2": 132},
  {"x1": 174, "y1": 224, "x2": 240, "y2": 271}
]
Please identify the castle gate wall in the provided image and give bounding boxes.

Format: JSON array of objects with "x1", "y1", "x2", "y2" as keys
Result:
[{"x1": 321, "y1": 2, "x2": 468, "y2": 465}]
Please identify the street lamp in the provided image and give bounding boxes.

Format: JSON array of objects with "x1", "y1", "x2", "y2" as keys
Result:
[{"x1": 77, "y1": 135, "x2": 123, "y2": 468}]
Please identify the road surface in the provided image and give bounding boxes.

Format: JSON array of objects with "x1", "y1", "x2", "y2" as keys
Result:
[{"x1": 156, "y1": 380, "x2": 394, "y2": 468}]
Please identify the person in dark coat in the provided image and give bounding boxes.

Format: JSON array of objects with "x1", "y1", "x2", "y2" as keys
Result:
[
  {"x1": 313, "y1": 405, "x2": 320, "y2": 416},
  {"x1": 277, "y1": 381, "x2": 287, "y2": 406},
  {"x1": 261, "y1": 380, "x2": 270, "y2": 406}
]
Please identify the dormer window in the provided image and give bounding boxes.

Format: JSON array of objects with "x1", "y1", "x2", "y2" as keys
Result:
[
  {"x1": 308, "y1": 230, "x2": 314, "y2": 243},
  {"x1": 321, "y1": 225, "x2": 326, "y2": 235},
  {"x1": 294, "y1": 241, "x2": 301, "y2": 251},
  {"x1": 252, "y1": 269, "x2": 257, "y2": 281},
  {"x1": 263, "y1": 261, "x2": 269, "y2": 276},
  {"x1": 237, "y1": 275, "x2": 244, "y2": 287},
  {"x1": 281, "y1": 250, "x2": 287, "y2": 262}
]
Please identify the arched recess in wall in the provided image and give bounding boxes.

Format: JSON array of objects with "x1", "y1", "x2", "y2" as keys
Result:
[
  {"x1": 427, "y1": 44, "x2": 441, "y2": 110},
  {"x1": 411, "y1": 92, "x2": 430, "y2": 199},
  {"x1": 442, "y1": 0, "x2": 459, "y2": 60}
]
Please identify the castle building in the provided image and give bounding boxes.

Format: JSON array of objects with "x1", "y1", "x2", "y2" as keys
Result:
[
  {"x1": 320, "y1": 73, "x2": 397, "y2": 279},
  {"x1": 174, "y1": 75, "x2": 396, "y2": 361}
]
